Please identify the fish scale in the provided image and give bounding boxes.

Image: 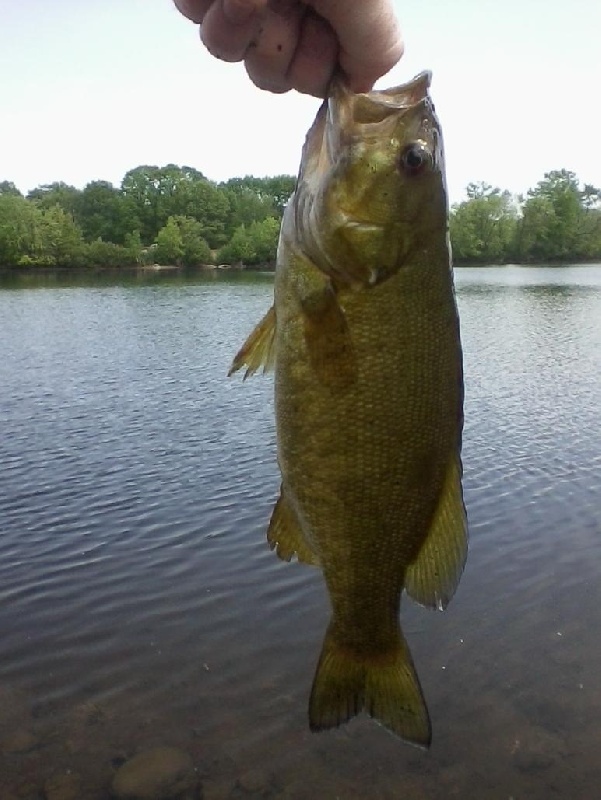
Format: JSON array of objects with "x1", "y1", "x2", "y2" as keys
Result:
[{"x1": 230, "y1": 71, "x2": 467, "y2": 748}]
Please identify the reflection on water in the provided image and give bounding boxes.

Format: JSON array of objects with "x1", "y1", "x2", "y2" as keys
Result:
[{"x1": 1, "y1": 266, "x2": 601, "y2": 798}]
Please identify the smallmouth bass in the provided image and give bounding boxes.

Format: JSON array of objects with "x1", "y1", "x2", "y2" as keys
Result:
[{"x1": 230, "y1": 71, "x2": 467, "y2": 748}]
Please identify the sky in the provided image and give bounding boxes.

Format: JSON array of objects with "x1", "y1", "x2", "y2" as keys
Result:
[{"x1": 1, "y1": 0, "x2": 600, "y2": 205}]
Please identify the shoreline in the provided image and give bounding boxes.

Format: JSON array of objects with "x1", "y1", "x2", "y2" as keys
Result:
[{"x1": 1, "y1": 260, "x2": 600, "y2": 276}]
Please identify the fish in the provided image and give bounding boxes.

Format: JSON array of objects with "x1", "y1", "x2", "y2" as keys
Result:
[{"x1": 229, "y1": 71, "x2": 467, "y2": 748}]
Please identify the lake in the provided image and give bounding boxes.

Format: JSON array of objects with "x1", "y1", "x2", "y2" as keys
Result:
[{"x1": 1, "y1": 265, "x2": 601, "y2": 799}]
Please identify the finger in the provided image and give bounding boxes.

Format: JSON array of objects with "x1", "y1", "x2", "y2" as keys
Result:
[
  {"x1": 223, "y1": 0, "x2": 268, "y2": 24},
  {"x1": 244, "y1": 3, "x2": 307, "y2": 93},
  {"x1": 173, "y1": 0, "x2": 263, "y2": 25},
  {"x1": 284, "y1": 10, "x2": 338, "y2": 97},
  {"x1": 308, "y1": 0, "x2": 403, "y2": 90},
  {"x1": 200, "y1": 0, "x2": 268, "y2": 62},
  {"x1": 173, "y1": 0, "x2": 212, "y2": 24}
]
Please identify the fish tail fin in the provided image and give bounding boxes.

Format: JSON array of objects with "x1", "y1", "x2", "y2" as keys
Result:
[{"x1": 308, "y1": 622, "x2": 431, "y2": 748}]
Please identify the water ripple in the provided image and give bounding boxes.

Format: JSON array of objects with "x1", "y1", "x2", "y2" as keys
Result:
[{"x1": 1, "y1": 268, "x2": 601, "y2": 798}]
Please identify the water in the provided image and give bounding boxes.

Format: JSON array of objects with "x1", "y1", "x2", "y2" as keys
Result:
[{"x1": 1, "y1": 265, "x2": 600, "y2": 799}]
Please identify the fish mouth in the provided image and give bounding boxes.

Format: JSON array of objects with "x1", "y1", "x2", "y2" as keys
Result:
[
  {"x1": 291, "y1": 71, "x2": 444, "y2": 287},
  {"x1": 369, "y1": 71, "x2": 432, "y2": 105},
  {"x1": 297, "y1": 72, "x2": 435, "y2": 183},
  {"x1": 328, "y1": 71, "x2": 432, "y2": 129},
  {"x1": 321, "y1": 72, "x2": 438, "y2": 177}
]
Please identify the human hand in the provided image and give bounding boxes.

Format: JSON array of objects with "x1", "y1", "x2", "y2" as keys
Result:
[{"x1": 173, "y1": 0, "x2": 403, "y2": 97}]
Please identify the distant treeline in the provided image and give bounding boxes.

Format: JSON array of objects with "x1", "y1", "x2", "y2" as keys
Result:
[
  {"x1": 0, "y1": 167, "x2": 599, "y2": 269},
  {"x1": 450, "y1": 173, "x2": 601, "y2": 264}
]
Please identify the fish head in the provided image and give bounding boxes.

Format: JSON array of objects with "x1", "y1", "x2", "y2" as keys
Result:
[{"x1": 291, "y1": 72, "x2": 448, "y2": 287}]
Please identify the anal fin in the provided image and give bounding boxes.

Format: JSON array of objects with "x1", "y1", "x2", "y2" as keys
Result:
[
  {"x1": 405, "y1": 452, "x2": 468, "y2": 610},
  {"x1": 267, "y1": 486, "x2": 319, "y2": 566},
  {"x1": 228, "y1": 305, "x2": 276, "y2": 379}
]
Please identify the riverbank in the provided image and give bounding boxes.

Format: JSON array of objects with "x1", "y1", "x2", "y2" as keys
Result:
[
  {"x1": 3, "y1": 259, "x2": 601, "y2": 281},
  {"x1": 0, "y1": 260, "x2": 276, "y2": 276}
]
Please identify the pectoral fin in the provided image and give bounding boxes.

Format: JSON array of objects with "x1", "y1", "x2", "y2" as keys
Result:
[
  {"x1": 267, "y1": 486, "x2": 320, "y2": 566},
  {"x1": 405, "y1": 453, "x2": 468, "y2": 610},
  {"x1": 301, "y1": 283, "x2": 356, "y2": 393},
  {"x1": 228, "y1": 305, "x2": 276, "y2": 379}
]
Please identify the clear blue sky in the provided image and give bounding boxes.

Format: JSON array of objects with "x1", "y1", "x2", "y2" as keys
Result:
[{"x1": 1, "y1": 0, "x2": 599, "y2": 204}]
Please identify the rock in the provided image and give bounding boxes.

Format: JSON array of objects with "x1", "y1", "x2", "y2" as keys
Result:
[
  {"x1": 43, "y1": 772, "x2": 81, "y2": 800},
  {"x1": 512, "y1": 726, "x2": 566, "y2": 773},
  {"x1": 0, "y1": 685, "x2": 31, "y2": 728},
  {"x1": 2, "y1": 727, "x2": 39, "y2": 754},
  {"x1": 16, "y1": 781, "x2": 42, "y2": 800},
  {"x1": 201, "y1": 778, "x2": 234, "y2": 800},
  {"x1": 237, "y1": 769, "x2": 270, "y2": 794},
  {"x1": 111, "y1": 746, "x2": 199, "y2": 800}
]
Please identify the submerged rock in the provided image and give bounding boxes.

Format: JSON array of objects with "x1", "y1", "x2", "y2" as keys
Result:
[
  {"x1": 1, "y1": 726, "x2": 39, "y2": 754},
  {"x1": 236, "y1": 768, "x2": 274, "y2": 795},
  {"x1": 511, "y1": 726, "x2": 567, "y2": 772},
  {"x1": 43, "y1": 772, "x2": 81, "y2": 800},
  {"x1": 0, "y1": 685, "x2": 31, "y2": 728},
  {"x1": 201, "y1": 777, "x2": 235, "y2": 800},
  {"x1": 111, "y1": 746, "x2": 199, "y2": 799}
]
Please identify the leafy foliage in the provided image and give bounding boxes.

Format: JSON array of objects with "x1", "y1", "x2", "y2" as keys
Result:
[
  {"x1": 450, "y1": 172, "x2": 601, "y2": 264},
  {"x1": 84, "y1": 239, "x2": 138, "y2": 268},
  {"x1": 154, "y1": 215, "x2": 212, "y2": 267},
  {"x1": 154, "y1": 217, "x2": 183, "y2": 265},
  {"x1": 450, "y1": 183, "x2": 518, "y2": 263},
  {"x1": 0, "y1": 181, "x2": 22, "y2": 197},
  {"x1": 0, "y1": 164, "x2": 599, "y2": 268},
  {"x1": 514, "y1": 170, "x2": 601, "y2": 262},
  {"x1": 27, "y1": 182, "x2": 82, "y2": 218},
  {"x1": 0, "y1": 194, "x2": 84, "y2": 267},
  {"x1": 217, "y1": 217, "x2": 280, "y2": 266},
  {"x1": 78, "y1": 181, "x2": 135, "y2": 245}
]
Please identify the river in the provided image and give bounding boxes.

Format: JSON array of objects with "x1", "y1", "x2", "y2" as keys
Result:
[{"x1": 1, "y1": 265, "x2": 600, "y2": 798}]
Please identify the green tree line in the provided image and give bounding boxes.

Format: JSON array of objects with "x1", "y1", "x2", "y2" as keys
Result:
[
  {"x1": 0, "y1": 167, "x2": 599, "y2": 268},
  {"x1": 0, "y1": 167, "x2": 294, "y2": 269},
  {"x1": 450, "y1": 171, "x2": 601, "y2": 263}
]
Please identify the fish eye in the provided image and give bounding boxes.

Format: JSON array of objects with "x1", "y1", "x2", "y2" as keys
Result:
[{"x1": 399, "y1": 143, "x2": 431, "y2": 176}]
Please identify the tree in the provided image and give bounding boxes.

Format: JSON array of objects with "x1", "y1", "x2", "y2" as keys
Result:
[
  {"x1": 515, "y1": 170, "x2": 601, "y2": 261},
  {"x1": 120, "y1": 164, "x2": 230, "y2": 247},
  {"x1": 124, "y1": 230, "x2": 144, "y2": 265},
  {"x1": 78, "y1": 180, "x2": 135, "y2": 245},
  {"x1": 27, "y1": 182, "x2": 81, "y2": 218},
  {"x1": 217, "y1": 225, "x2": 255, "y2": 265},
  {"x1": 581, "y1": 183, "x2": 601, "y2": 210},
  {"x1": 0, "y1": 194, "x2": 84, "y2": 266},
  {"x1": 223, "y1": 184, "x2": 276, "y2": 233},
  {"x1": 218, "y1": 216, "x2": 280, "y2": 266},
  {"x1": 220, "y1": 175, "x2": 294, "y2": 240},
  {"x1": 450, "y1": 183, "x2": 518, "y2": 263},
  {"x1": 0, "y1": 181, "x2": 22, "y2": 197},
  {"x1": 83, "y1": 239, "x2": 136, "y2": 268},
  {"x1": 154, "y1": 217, "x2": 184, "y2": 265},
  {"x1": 221, "y1": 175, "x2": 295, "y2": 216},
  {"x1": 5, "y1": 162, "x2": 600, "y2": 269},
  {"x1": 248, "y1": 216, "x2": 280, "y2": 263},
  {"x1": 0, "y1": 194, "x2": 44, "y2": 265},
  {"x1": 39, "y1": 205, "x2": 85, "y2": 266},
  {"x1": 260, "y1": 175, "x2": 296, "y2": 214},
  {"x1": 171, "y1": 216, "x2": 212, "y2": 266},
  {"x1": 121, "y1": 165, "x2": 167, "y2": 244},
  {"x1": 171, "y1": 179, "x2": 230, "y2": 248}
]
